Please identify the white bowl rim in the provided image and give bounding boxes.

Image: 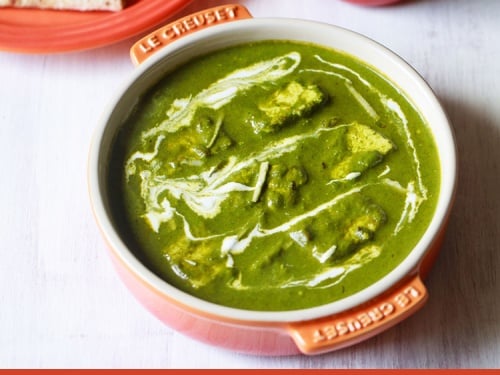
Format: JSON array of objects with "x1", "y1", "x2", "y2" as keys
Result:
[{"x1": 88, "y1": 17, "x2": 457, "y2": 324}]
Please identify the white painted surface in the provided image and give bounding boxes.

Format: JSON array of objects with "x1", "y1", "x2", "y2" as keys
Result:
[{"x1": 0, "y1": 0, "x2": 499, "y2": 368}]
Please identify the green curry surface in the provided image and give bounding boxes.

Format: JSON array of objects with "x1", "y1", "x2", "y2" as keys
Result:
[{"x1": 108, "y1": 41, "x2": 440, "y2": 311}]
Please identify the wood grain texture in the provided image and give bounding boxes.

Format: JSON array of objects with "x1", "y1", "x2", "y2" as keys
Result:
[{"x1": 0, "y1": 0, "x2": 498, "y2": 368}]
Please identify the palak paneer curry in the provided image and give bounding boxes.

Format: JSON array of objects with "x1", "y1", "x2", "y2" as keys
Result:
[{"x1": 108, "y1": 41, "x2": 440, "y2": 311}]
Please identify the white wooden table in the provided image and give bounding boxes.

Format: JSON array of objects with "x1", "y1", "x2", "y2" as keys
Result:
[{"x1": 1, "y1": 0, "x2": 499, "y2": 368}]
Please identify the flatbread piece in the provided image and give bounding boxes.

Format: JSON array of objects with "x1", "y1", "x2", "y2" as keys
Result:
[{"x1": 0, "y1": 0, "x2": 124, "y2": 11}]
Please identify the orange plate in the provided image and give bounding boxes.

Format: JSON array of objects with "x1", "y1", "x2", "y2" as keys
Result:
[{"x1": 0, "y1": 0, "x2": 193, "y2": 54}]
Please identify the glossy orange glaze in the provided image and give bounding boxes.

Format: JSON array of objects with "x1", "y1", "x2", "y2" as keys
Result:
[{"x1": 130, "y1": 4, "x2": 252, "y2": 65}]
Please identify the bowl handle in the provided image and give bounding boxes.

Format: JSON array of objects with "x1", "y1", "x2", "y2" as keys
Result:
[
  {"x1": 287, "y1": 274, "x2": 428, "y2": 355},
  {"x1": 130, "y1": 4, "x2": 253, "y2": 66}
]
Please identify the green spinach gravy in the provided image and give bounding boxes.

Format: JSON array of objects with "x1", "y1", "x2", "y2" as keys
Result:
[{"x1": 108, "y1": 41, "x2": 440, "y2": 311}]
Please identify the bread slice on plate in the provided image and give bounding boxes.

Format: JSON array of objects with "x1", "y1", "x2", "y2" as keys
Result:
[{"x1": 0, "y1": 0, "x2": 124, "y2": 11}]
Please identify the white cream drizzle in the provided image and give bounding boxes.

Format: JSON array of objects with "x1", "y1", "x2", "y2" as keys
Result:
[
  {"x1": 220, "y1": 186, "x2": 364, "y2": 255},
  {"x1": 142, "y1": 52, "x2": 301, "y2": 139},
  {"x1": 280, "y1": 245, "x2": 381, "y2": 289},
  {"x1": 302, "y1": 67, "x2": 379, "y2": 120},
  {"x1": 328, "y1": 171, "x2": 362, "y2": 184},
  {"x1": 308, "y1": 54, "x2": 429, "y2": 235},
  {"x1": 289, "y1": 230, "x2": 309, "y2": 247},
  {"x1": 312, "y1": 245, "x2": 337, "y2": 264},
  {"x1": 126, "y1": 135, "x2": 165, "y2": 178},
  {"x1": 252, "y1": 161, "x2": 269, "y2": 202},
  {"x1": 301, "y1": 68, "x2": 346, "y2": 81},
  {"x1": 344, "y1": 82, "x2": 379, "y2": 120},
  {"x1": 135, "y1": 126, "x2": 342, "y2": 230},
  {"x1": 315, "y1": 54, "x2": 372, "y2": 87},
  {"x1": 377, "y1": 165, "x2": 391, "y2": 178},
  {"x1": 383, "y1": 96, "x2": 428, "y2": 198},
  {"x1": 218, "y1": 175, "x2": 418, "y2": 259}
]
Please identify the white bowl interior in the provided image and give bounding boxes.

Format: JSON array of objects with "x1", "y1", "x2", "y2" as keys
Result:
[{"x1": 89, "y1": 18, "x2": 457, "y2": 323}]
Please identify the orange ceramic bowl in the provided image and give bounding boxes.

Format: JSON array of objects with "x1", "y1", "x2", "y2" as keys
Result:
[{"x1": 88, "y1": 5, "x2": 456, "y2": 355}]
